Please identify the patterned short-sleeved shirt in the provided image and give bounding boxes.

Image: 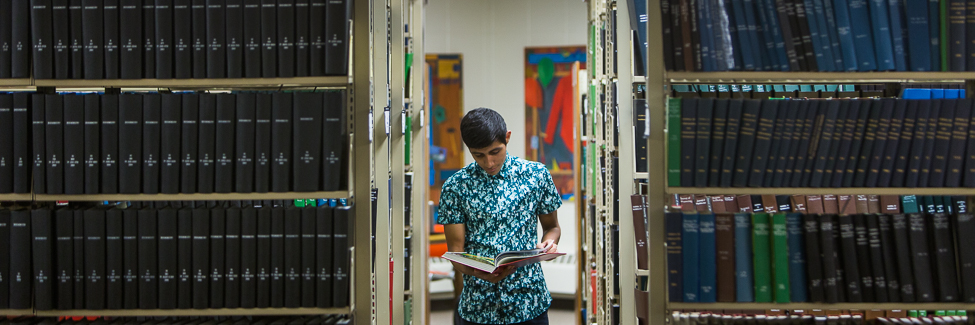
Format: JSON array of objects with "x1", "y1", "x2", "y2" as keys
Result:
[{"x1": 438, "y1": 153, "x2": 562, "y2": 324}]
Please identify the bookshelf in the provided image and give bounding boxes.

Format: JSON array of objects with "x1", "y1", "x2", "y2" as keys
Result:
[
  {"x1": 667, "y1": 72, "x2": 975, "y2": 84},
  {"x1": 668, "y1": 303, "x2": 975, "y2": 311},
  {"x1": 32, "y1": 76, "x2": 351, "y2": 88},
  {"x1": 664, "y1": 188, "x2": 975, "y2": 196},
  {"x1": 31, "y1": 191, "x2": 354, "y2": 201},
  {"x1": 33, "y1": 307, "x2": 352, "y2": 317}
]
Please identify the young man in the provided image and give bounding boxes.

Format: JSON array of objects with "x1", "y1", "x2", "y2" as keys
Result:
[{"x1": 438, "y1": 108, "x2": 562, "y2": 325}]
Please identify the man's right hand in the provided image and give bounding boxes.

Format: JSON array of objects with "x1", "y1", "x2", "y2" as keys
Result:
[{"x1": 452, "y1": 262, "x2": 515, "y2": 284}]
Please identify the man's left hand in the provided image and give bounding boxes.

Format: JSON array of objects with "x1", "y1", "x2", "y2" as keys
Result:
[{"x1": 537, "y1": 240, "x2": 558, "y2": 254}]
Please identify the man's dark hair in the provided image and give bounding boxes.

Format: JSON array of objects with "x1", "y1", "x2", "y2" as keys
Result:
[{"x1": 460, "y1": 107, "x2": 508, "y2": 149}]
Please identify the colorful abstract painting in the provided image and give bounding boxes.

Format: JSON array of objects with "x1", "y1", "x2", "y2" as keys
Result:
[
  {"x1": 525, "y1": 46, "x2": 586, "y2": 200},
  {"x1": 425, "y1": 54, "x2": 464, "y2": 206}
]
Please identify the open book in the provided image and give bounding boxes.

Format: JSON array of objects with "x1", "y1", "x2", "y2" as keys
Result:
[{"x1": 442, "y1": 244, "x2": 565, "y2": 273}]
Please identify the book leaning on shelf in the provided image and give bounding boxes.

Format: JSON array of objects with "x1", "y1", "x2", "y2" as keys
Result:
[{"x1": 442, "y1": 243, "x2": 564, "y2": 273}]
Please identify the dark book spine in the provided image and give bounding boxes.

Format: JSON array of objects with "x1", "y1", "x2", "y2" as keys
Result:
[
  {"x1": 176, "y1": 208, "x2": 193, "y2": 309},
  {"x1": 301, "y1": 207, "x2": 316, "y2": 307},
  {"x1": 854, "y1": 100, "x2": 882, "y2": 187},
  {"x1": 276, "y1": 0, "x2": 294, "y2": 77},
  {"x1": 270, "y1": 207, "x2": 286, "y2": 307},
  {"x1": 955, "y1": 214, "x2": 975, "y2": 302},
  {"x1": 892, "y1": 101, "x2": 918, "y2": 187},
  {"x1": 693, "y1": 98, "x2": 712, "y2": 187},
  {"x1": 845, "y1": 100, "x2": 871, "y2": 187},
  {"x1": 821, "y1": 101, "x2": 848, "y2": 187},
  {"x1": 214, "y1": 94, "x2": 236, "y2": 193},
  {"x1": 8, "y1": 210, "x2": 31, "y2": 309},
  {"x1": 0, "y1": 210, "x2": 8, "y2": 309},
  {"x1": 142, "y1": 94, "x2": 161, "y2": 194},
  {"x1": 224, "y1": 208, "x2": 241, "y2": 308},
  {"x1": 680, "y1": 98, "x2": 696, "y2": 187},
  {"x1": 45, "y1": 94, "x2": 64, "y2": 194},
  {"x1": 809, "y1": 101, "x2": 840, "y2": 187},
  {"x1": 156, "y1": 208, "x2": 177, "y2": 309},
  {"x1": 853, "y1": 215, "x2": 876, "y2": 301},
  {"x1": 11, "y1": 94, "x2": 31, "y2": 194},
  {"x1": 271, "y1": 93, "x2": 293, "y2": 192},
  {"x1": 254, "y1": 94, "x2": 272, "y2": 192},
  {"x1": 154, "y1": 0, "x2": 173, "y2": 78},
  {"x1": 732, "y1": 100, "x2": 760, "y2": 187},
  {"x1": 255, "y1": 207, "x2": 271, "y2": 307},
  {"x1": 83, "y1": 95, "x2": 100, "y2": 194},
  {"x1": 71, "y1": 210, "x2": 83, "y2": 308},
  {"x1": 209, "y1": 208, "x2": 226, "y2": 308},
  {"x1": 866, "y1": 215, "x2": 888, "y2": 302},
  {"x1": 0, "y1": 1, "x2": 12, "y2": 78},
  {"x1": 191, "y1": 208, "x2": 209, "y2": 308},
  {"x1": 966, "y1": 99, "x2": 975, "y2": 187},
  {"x1": 31, "y1": 0, "x2": 54, "y2": 79},
  {"x1": 946, "y1": 99, "x2": 971, "y2": 187},
  {"x1": 69, "y1": 0, "x2": 83, "y2": 78},
  {"x1": 0, "y1": 96, "x2": 11, "y2": 193},
  {"x1": 63, "y1": 95, "x2": 85, "y2": 194},
  {"x1": 260, "y1": 0, "x2": 277, "y2": 77},
  {"x1": 322, "y1": 90, "x2": 346, "y2": 191},
  {"x1": 293, "y1": 92, "x2": 323, "y2": 191},
  {"x1": 137, "y1": 208, "x2": 158, "y2": 309},
  {"x1": 931, "y1": 213, "x2": 960, "y2": 301},
  {"x1": 172, "y1": 0, "x2": 192, "y2": 78},
  {"x1": 206, "y1": 0, "x2": 226, "y2": 78},
  {"x1": 772, "y1": 101, "x2": 800, "y2": 187},
  {"x1": 332, "y1": 205, "x2": 351, "y2": 306},
  {"x1": 308, "y1": 0, "x2": 325, "y2": 76},
  {"x1": 52, "y1": 0, "x2": 70, "y2": 79},
  {"x1": 920, "y1": 101, "x2": 942, "y2": 187},
  {"x1": 118, "y1": 0, "x2": 142, "y2": 79},
  {"x1": 240, "y1": 207, "x2": 258, "y2": 308},
  {"x1": 242, "y1": 0, "x2": 262, "y2": 77},
  {"x1": 197, "y1": 94, "x2": 217, "y2": 193},
  {"x1": 31, "y1": 208, "x2": 54, "y2": 310},
  {"x1": 141, "y1": 0, "x2": 155, "y2": 78},
  {"x1": 931, "y1": 100, "x2": 955, "y2": 187},
  {"x1": 102, "y1": 0, "x2": 119, "y2": 78},
  {"x1": 104, "y1": 209, "x2": 122, "y2": 309},
  {"x1": 877, "y1": 215, "x2": 901, "y2": 302},
  {"x1": 225, "y1": 0, "x2": 243, "y2": 77},
  {"x1": 32, "y1": 94, "x2": 46, "y2": 194},
  {"x1": 84, "y1": 208, "x2": 106, "y2": 309},
  {"x1": 866, "y1": 99, "x2": 892, "y2": 187},
  {"x1": 748, "y1": 100, "x2": 779, "y2": 187},
  {"x1": 11, "y1": 0, "x2": 32, "y2": 78},
  {"x1": 180, "y1": 93, "x2": 199, "y2": 193},
  {"x1": 100, "y1": 95, "x2": 119, "y2": 193},
  {"x1": 949, "y1": 0, "x2": 966, "y2": 71},
  {"x1": 665, "y1": 212, "x2": 682, "y2": 302},
  {"x1": 708, "y1": 100, "x2": 727, "y2": 187},
  {"x1": 284, "y1": 207, "x2": 302, "y2": 307},
  {"x1": 55, "y1": 210, "x2": 74, "y2": 310},
  {"x1": 235, "y1": 93, "x2": 256, "y2": 193},
  {"x1": 831, "y1": 101, "x2": 860, "y2": 187},
  {"x1": 159, "y1": 94, "x2": 181, "y2": 194},
  {"x1": 838, "y1": 215, "x2": 863, "y2": 301},
  {"x1": 118, "y1": 94, "x2": 143, "y2": 194},
  {"x1": 803, "y1": 214, "x2": 824, "y2": 302},
  {"x1": 908, "y1": 213, "x2": 935, "y2": 301},
  {"x1": 191, "y1": 0, "x2": 206, "y2": 78},
  {"x1": 323, "y1": 0, "x2": 350, "y2": 75},
  {"x1": 720, "y1": 99, "x2": 742, "y2": 187},
  {"x1": 293, "y1": 0, "x2": 309, "y2": 76},
  {"x1": 121, "y1": 209, "x2": 137, "y2": 309}
]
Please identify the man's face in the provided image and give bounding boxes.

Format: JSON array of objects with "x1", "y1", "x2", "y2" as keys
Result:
[{"x1": 468, "y1": 131, "x2": 512, "y2": 176}]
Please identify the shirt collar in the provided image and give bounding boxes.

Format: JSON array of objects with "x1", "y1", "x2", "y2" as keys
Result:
[{"x1": 477, "y1": 153, "x2": 514, "y2": 180}]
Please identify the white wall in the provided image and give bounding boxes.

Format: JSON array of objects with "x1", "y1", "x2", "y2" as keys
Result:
[{"x1": 424, "y1": 0, "x2": 588, "y2": 164}]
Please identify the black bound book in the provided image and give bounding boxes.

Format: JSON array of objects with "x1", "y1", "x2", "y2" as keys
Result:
[
  {"x1": 236, "y1": 93, "x2": 256, "y2": 193},
  {"x1": 122, "y1": 208, "x2": 138, "y2": 309},
  {"x1": 160, "y1": 94, "x2": 182, "y2": 194},
  {"x1": 118, "y1": 94, "x2": 143, "y2": 194},
  {"x1": 69, "y1": 0, "x2": 84, "y2": 78},
  {"x1": 919, "y1": 100, "x2": 941, "y2": 187},
  {"x1": 0, "y1": 1, "x2": 12, "y2": 79},
  {"x1": 138, "y1": 208, "x2": 158, "y2": 309},
  {"x1": 271, "y1": 93, "x2": 293, "y2": 192},
  {"x1": 206, "y1": 0, "x2": 226, "y2": 78},
  {"x1": 142, "y1": 0, "x2": 155, "y2": 78},
  {"x1": 156, "y1": 207, "x2": 177, "y2": 309},
  {"x1": 877, "y1": 215, "x2": 901, "y2": 302},
  {"x1": 966, "y1": 100, "x2": 975, "y2": 187},
  {"x1": 83, "y1": 95, "x2": 100, "y2": 194},
  {"x1": 142, "y1": 94, "x2": 162, "y2": 194},
  {"x1": 853, "y1": 214, "x2": 875, "y2": 302},
  {"x1": 30, "y1": 0, "x2": 54, "y2": 79},
  {"x1": 946, "y1": 99, "x2": 972, "y2": 187},
  {"x1": 103, "y1": 0, "x2": 119, "y2": 78},
  {"x1": 191, "y1": 0, "x2": 206, "y2": 78},
  {"x1": 176, "y1": 208, "x2": 193, "y2": 309},
  {"x1": 866, "y1": 99, "x2": 892, "y2": 188},
  {"x1": 119, "y1": 0, "x2": 142, "y2": 79},
  {"x1": 301, "y1": 207, "x2": 316, "y2": 307},
  {"x1": 837, "y1": 215, "x2": 863, "y2": 302},
  {"x1": 908, "y1": 213, "x2": 935, "y2": 301},
  {"x1": 180, "y1": 94, "x2": 199, "y2": 193},
  {"x1": 790, "y1": 102, "x2": 815, "y2": 187},
  {"x1": 12, "y1": 94, "x2": 30, "y2": 194},
  {"x1": 240, "y1": 206, "x2": 258, "y2": 308},
  {"x1": 11, "y1": 0, "x2": 31, "y2": 78},
  {"x1": 308, "y1": 0, "x2": 325, "y2": 76},
  {"x1": 931, "y1": 100, "x2": 956, "y2": 187},
  {"x1": 100, "y1": 95, "x2": 119, "y2": 193},
  {"x1": 32, "y1": 94, "x2": 46, "y2": 194},
  {"x1": 8, "y1": 209, "x2": 31, "y2": 309},
  {"x1": 772, "y1": 101, "x2": 799, "y2": 187},
  {"x1": 322, "y1": 91, "x2": 346, "y2": 191},
  {"x1": 52, "y1": 0, "x2": 70, "y2": 79},
  {"x1": 270, "y1": 207, "x2": 286, "y2": 307},
  {"x1": 243, "y1": 0, "x2": 262, "y2": 77},
  {"x1": 260, "y1": 0, "x2": 277, "y2": 77},
  {"x1": 854, "y1": 101, "x2": 882, "y2": 187},
  {"x1": 803, "y1": 214, "x2": 824, "y2": 302},
  {"x1": 293, "y1": 92, "x2": 323, "y2": 191},
  {"x1": 748, "y1": 100, "x2": 779, "y2": 187},
  {"x1": 45, "y1": 94, "x2": 64, "y2": 194},
  {"x1": 276, "y1": 0, "x2": 295, "y2": 77},
  {"x1": 865, "y1": 215, "x2": 888, "y2": 302},
  {"x1": 0, "y1": 96, "x2": 11, "y2": 193},
  {"x1": 879, "y1": 99, "x2": 907, "y2": 188},
  {"x1": 31, "y1": 208, "x2": 54, "y2": 311},
  {"x1": 954, "y1": 214, "x2": 975, "y2": 302},
  {"x1": 198, "y1": 94, "x2": 217, "y2": 193},
  {"x1": 732, "y1": 100, "x2": 760, "y2": 187},
  {"x1": 191, "y1": 207, "x2": 210, "y2": 308},
  {"x1": 225, "y1": 0, "x2": 243, "y2": 78},
  {"x1": 255, "y1": 206, "x2": 272, "y2": 307},
  {"x1": 209, "y1": 207, "x2": 226, "y2": 308},
  {"x1": 215, "y1": 94, "x2": 236, "y2": 193},
  {"x1": 930, "y1": 213, "x2": 959, "y2": 301},
  {"x1": 832, "y1": 102, "x2": 861, "y2": 187},
  {"x1": 54, "y1": 208, "x2": 74, "y2": 310},
  {"x1": 84, "y1": 208, "x2": 106, "y2": 309},
  {"x1": 254, "y1": 94, "x2": 272, "y2": 192},
  {"x1": 893, "y1": 101, "x2": 918, "y2": 187},
  {"x1": 810, "y1": 101, "x2": 840, "y2": 187},
  {"x1": 104, "y1": 208, "x2": 123, "y2": 309},
  {"x1": 0, "y1": 210, "x2": 7, "y2": 308},
  {"x1": 693, "y1": 98, "x2": 712, "y2": 187},
  {"x1": 332, "y1": 205, "x2": 351, "y2": 307},
  {"x1": 284, "y1": 207, "x2": 302, "y2": 307},
  {"x1": 324, "y1": 0, "x2": 350, "y2": 75},
  {"x1": 225, "y1": 207, "x2": 242, "y2": 308},
  {"x1": 63, "y1": 95, "x2": 85, "y2": 194},
  {"x1": 154, "y1": 0, "x2": 173, "y2": 78},
  {"x1": 172, "y1": 0, "x2": 192, "y2": 78},
  {"x1": 81, "y1": 0, "x2": 105, "y2": 79},
  {"x1": 70, "y1": 210, "x2": 82, "y2": 307},
  {"x1": 316, "y1": 205, "x2": 333, "y2": 307},
  {"x1": 294, "y1": 0, "x2": 309, "y2": 76}
]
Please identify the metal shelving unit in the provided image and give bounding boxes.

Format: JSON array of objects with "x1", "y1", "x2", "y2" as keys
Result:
[
  {"x1": 33, "y1": 308, "x2": 352, "y2": 317},
  {"x1": 32, "y1": 76, "x2": 351, "y2": 88},
  {"x1": 664, "y1": 188, "x2": 975, "y2": 195},
  {"x1": 30, "y1": 191, "x2": 354, "y2": 201}
]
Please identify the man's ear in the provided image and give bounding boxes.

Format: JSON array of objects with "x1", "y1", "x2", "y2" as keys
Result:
[{"x1": 505, "y1": 130, "x2": 512, "y2": 144}]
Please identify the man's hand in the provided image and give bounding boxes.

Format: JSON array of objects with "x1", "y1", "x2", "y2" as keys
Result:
[
  {"x1": 451, "y1": 263, "x2": 515, "y2": 284},
  {"x1": 537, "y1": 239, "x2": 558, "y2": 254}
]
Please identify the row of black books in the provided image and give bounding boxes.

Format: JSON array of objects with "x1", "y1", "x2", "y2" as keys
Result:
[
  {"x1": 0, "y1": 0, "x2": 351, "y2": 79},
  {"x1": 669, "y1": 311, "x2": 970, "y2": 325},
  {"x1": 0, "y1": 200, "x2": 353, "y2": 310},
  {"x1": 659, "y1": 0, "x2": 966, "y2": 72},
  {"x1": 0, "y1": 91, "x2": 347, "y2": 194},
  {"x1": 666, "y1": 193, "x2": 975, "y2": 304},
  {"x1": 667, "y1": 97, "x2": 975, "y2": 188},
  {"x1": 0, "y1": 316, "x2": 350, "y2": 324}
]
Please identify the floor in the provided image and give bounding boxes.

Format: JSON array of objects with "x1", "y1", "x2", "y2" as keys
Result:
[{"x1": 429, "y1": 308, "x2": 577, "y2": 324}]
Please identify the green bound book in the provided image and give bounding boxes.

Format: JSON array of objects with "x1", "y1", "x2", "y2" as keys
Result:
[
  {"x1": 752, "y1": 212, "x2": 773, "y2": 302},
  {"x1": 667, "y1": 98, "x2": 682, "y2": 187},
  {"x1": 901, "y1": 195, "x2": 920, "y2": 214},
  {"x1": 771, "y1": 213, "x2": 790, "y2": 303}
]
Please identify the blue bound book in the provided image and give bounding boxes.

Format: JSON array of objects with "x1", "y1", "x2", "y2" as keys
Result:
[
  {"x1": 734, "y1": 213, "x2": 754, "y2": 302},
  {"x1": 682, "y1": 212, "x2": 700, "y2": 302},
  {"x1": 760, "y1": 0, "x2": 790, "y2": 70},
  {"x1": 888, "y1": 0, "x2": 908, "y2": 71},
  {"x1": 929, "y1": 0, "x2": 941, "y2": 70},
  {"x1": 906, "y1": 0, "x2": 932, "y2": 71},
  {"x1": 665, "y1": 212, "x2": 684, "y2": 302},
  {"x1": 697, "y1": 0, "x2": 713, "y2": 71},
  {"x1": 755, "y1": 0, "x2": 782, "y2": 70},
  {"x1": 945, "y1": 89, "x2": 963, "y2": 98},
  {"x1": 848, "y1": 0, "x2": 878, "y2": 70},
  {"x1": 803, "y1": 0, "x2": 828, "y2": 70},
  {"x1": 931, "y1": 89, "x2": 945, "y2": 98},
  {"x1": 786, "y1": 213, "x2": 808, "y2": 302},
  {"x1": 832, "y1": 0, "x2": 859, "y2": 71},
  {"x1": 724, "y1": 0, "x2": 745, "y2": 70},
  {"x1": 698, "y1": 213, "x2": 716, "y2": 302},
  {"x1": 867, "y1": 0, "x2": 896, "y2": 70},
  {"x1": 742, "y1": 0, "x2": 768, "y2": 70},
  {"x1": 731, "y1": 0, "x2": 757, "y2": 70},
  {"x1": 811, "y1": 0, "x2": 836, "y2": 71},
  {"x1": 821, "y1": 0, "x2": 845, "y2": 69}
]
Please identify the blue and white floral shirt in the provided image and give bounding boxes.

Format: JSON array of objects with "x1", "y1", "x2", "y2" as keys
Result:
[{"x1": 438, "y1": 153, "x2": 562, "y2": 324}]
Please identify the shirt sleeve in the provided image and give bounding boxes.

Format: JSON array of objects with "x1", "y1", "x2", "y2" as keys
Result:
[
  {"x1": 437, "y1": 182, "x2": 466, "y2": 224},
  {"x1": 534, "y1": 169, "x2": 562, "y2": 215}
]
